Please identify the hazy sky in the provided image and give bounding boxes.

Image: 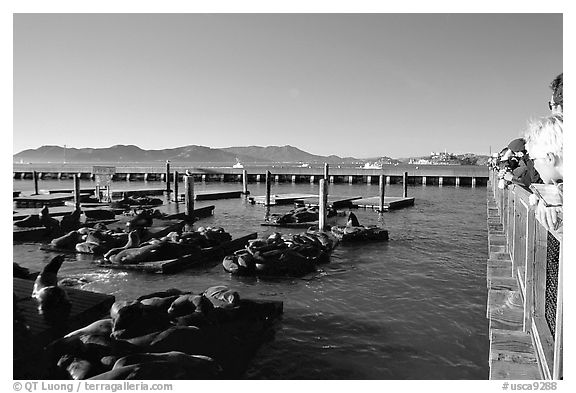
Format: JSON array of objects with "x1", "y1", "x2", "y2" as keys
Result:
[{"x1": 13, "y1": 13, "x2": 562, "y2": 158}]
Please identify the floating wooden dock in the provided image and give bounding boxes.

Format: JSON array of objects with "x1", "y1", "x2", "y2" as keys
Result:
[
  {"x1": 38, "y1": 188, "x2": 95, "y2": 195},
  {"x1": 96, "y1": 232, "x2": 258, "y2": 274},
  {"x1": 249, "y1": 193, "x2": 318, "y2": 205},
  {"x1": 351, "y1": 196, "x2": 415, "y2": 210},
  {"x1": 187, "y1": 190, "x2": 243, "y2": 201},
  {"x1": 13, "y1": 193, "x2": 90, "y2": 208},
  {"x1": 296, "y1": 195, "x2": 363, "y2": 208},
  {"x1": 13, "y1": 277, "x2": 115, "y2": 346},
  {"x1": 163, "y1": 204, "x2": 215, "y2": 220}
]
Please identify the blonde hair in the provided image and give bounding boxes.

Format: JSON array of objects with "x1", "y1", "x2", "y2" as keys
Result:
[{"x1": 524, "y1": 114, "x2": 563, "y2": 159}]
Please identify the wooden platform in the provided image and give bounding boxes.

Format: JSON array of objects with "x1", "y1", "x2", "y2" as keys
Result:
[
  {"x1": 296, "y1": 195, "x2": 363, "y2": 208},
  {"x1": 248, "y1": 193, "x2": 317, "y2": 205},
  {"x1": 13, "y1": 193, "x2": 90, "y2": 208},
  {"x1": 163, "y1": 205, "x2": 215, "y2": 220},
  {"x1": 13, "y1": 205, "x2": 122, "y2": 221},
  {"x1": 13, "y1": 277, "x2": 115, "y2": 346},
  {"x1": 39, "y1": 188, "x2": 95, "y2": 195},
  {"x1": 95, "y1": 232, "x2": 258, "y2": 274},
  {"x1": 180, "y1": 190, "x2": 243, "y2": 201},
  {"x1": 351, "y1": 196, "x2": 415, "y2": 210},
  {"x1": 109, "y1": 188, "x2": 166, "y2": 198}
]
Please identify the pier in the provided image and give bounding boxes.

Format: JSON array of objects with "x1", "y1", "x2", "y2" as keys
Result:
[
  {"x1": 13, "y1": 163, "x2": 488, "y2": 186},
  {"x1": 486, "y1": 171, "x2": 562, "y2": 380}
]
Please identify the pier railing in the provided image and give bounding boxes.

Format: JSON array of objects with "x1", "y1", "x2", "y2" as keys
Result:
[{"x1": 489, "y1": 171, "x2": 563, "y2": 379}]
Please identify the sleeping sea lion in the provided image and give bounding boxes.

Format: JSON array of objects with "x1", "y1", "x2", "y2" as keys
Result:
[{"x1": 112, "y1": 351, "x2": 223, "y2": 378}]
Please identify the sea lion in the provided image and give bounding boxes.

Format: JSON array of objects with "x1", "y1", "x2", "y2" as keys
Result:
[
  {"x1": 110, "y1": 300, "x2": 171, "y2": 339},
  {"x1": 167, "y1": 294, "x2": 212, "y2": 317},
  {"x1": 32, "y1": 255, "x2": 65, "y2": 299},
  {"x1": 35, "y1": 286, "x2": 72, "y2": 324},
  {"x1": 64, "y1": 357, "x2": 102, "y2": 380},
  {"x1": 103, "y1": 230, "x2": 140, "y2": 260},
  {"x1": 63, "y1": 319, "x2": 113, "y2": 339},
  {"x1": 75, "y1": 241, "x2": 106, "y2": 254},
  {"x1": 147, "y1": 326, "x2": 215, "y2": 356},
  {"x1": 140, "y1": 295, "x2": 179, "y2": 313},
  {"x1": 112, "y1": 352, "x2": 223, "y2": 379},
  {"x1": 346, "y1": 212, "x2": 361, "y2": 227},
  {"x1": 108, "y1": 243, "x2": 163, "y2": 265},
  {"x1": 50, "y1": 230, "x2": 81, "y2": 250},
  {"x1": 89, "y1": 361, "x2": 195, "y2": 380},
  {"x1": 39, "y1": 205, "x2": 61, "y2": 233},
  {"x1": 203, "y1": 286, "x2": 240, "y2": 309},
  {"x1": 126, "y1": 209, "x2": 153, "y2": 230},
  {"x1": 60, "y1": 207, "x2": 82, "y2": 232},
  {"x1": 137, "y1": 288, "x2": 187, "y2": 302},
  {"x1": 13, "y1": 214, "x2": 42, "y2": 228}
]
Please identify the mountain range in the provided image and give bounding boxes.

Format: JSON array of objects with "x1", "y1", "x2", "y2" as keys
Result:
[
  {"x1": 13, "y1": 144, "x2": 488, "y2": 165},
  {"x1": 13, "y1": 144, "x2": 370, "y2": 164}
]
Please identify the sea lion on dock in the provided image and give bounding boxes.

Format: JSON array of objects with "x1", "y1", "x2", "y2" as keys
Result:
[
  {"x1": 346, "y1": 212, "x2": 361, "y2": 228},
  {"x1": 32, "y1": 255, "x2": 71, "y2": 324},
  {"x1": 63, "y1": 319, "x2": 113, "y2": 339},
  {"x1": 50, "y1": 230, "x2": 82, "y2": 250},
  {"x1": 60, "y1": 207, "x2": 82, "y2": 231},
  {"x1": 103, "y1": 230, "x2": 140, "y2": 260},
  {"x1": 13, "y1": 214, "x2": 42, "y2": 228},
  {"x1": 32, "y1": 255, "x2": 65, "y2": 298},
  {"x1": 39, "y1": 205, "x2": 61, "y2": 233},
  {"x1": 167, "y1": 294, "x2": 212, "y2": 317},
  {"x1": 112, "y1": 351, "x2": 223, "y2": 378}
]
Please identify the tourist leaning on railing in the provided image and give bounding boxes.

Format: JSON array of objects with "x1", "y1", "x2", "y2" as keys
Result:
[
  {"x1": 492, "y1": 138, "x2": 541, "y2": 191},
  {"x1": 524, "y1": 114, "x2": 564, "y2": 232}
]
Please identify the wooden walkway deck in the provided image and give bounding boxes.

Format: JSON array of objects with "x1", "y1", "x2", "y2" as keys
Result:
[
  {"x1": 486, "y1": 184, "x2": 541, "y2": 379},
  {"x1": 13, "y1": 277, "x2": 115, "y2": 346},
  {"x1": 351, "y1": 196, "x2": 415, "y2": 210}
]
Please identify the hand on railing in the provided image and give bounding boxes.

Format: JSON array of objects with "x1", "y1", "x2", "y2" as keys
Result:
[{"x1": 534, "y1": 199, "x2": 563, "y2": 232}]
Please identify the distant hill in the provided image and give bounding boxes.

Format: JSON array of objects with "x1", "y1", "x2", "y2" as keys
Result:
[
  {"x1": 13, "y1": 144, "x2": 356, "y2": 164},
  {"x1": 13, "y1": 144, "x2": 267, "y2": 164},
  {"x1": 13, "y1": 144, "x2": 488, "y2": 166},
  {"x1": 221, "y1": 145, "x2": 358, "y2": 164}
]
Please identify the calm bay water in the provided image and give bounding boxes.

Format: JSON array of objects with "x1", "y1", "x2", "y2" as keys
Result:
[{"x1": 13, "y1": 178, "x2": 489, "y2": 379}]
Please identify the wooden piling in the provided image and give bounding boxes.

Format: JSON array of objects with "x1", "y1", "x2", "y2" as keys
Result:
[
  {"x1": 33, "y1": 171, "x2": 39, "y2": 195},
  {"x1": 73, "y1": 174, "x2": 81, "y2": 208},
  {"x1": 324, "y1": 163, "x2": 329, "y2": 180},
  {"x1": 185, "y1": 175, "x2": 194, "y2": 219},
  {"x1": 379, "y1": 174, "x2": 385, "y2": 212},
  {"x1": 165, "y1": 161, "x2": 171, "y2": 195},
  {"x1": 173, "y1": 171, "x2": 179, "y2": 202},
  {"x1": 265, "y1": 171, "x2": 272, "y2": 206},
  {"x1": 242, "y1": 169, "x2": 248, "y2": 194},
  {"x1": 403, "y1": 172, "x2": 408, "y2": 198},
  {"x1": 319, "y1": 179, "x2": 327, "y2": 231}
]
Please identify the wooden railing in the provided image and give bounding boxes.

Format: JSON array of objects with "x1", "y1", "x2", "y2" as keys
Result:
[{"x1": 490, "y1": 171, "x2": 563, "y2": 379}]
